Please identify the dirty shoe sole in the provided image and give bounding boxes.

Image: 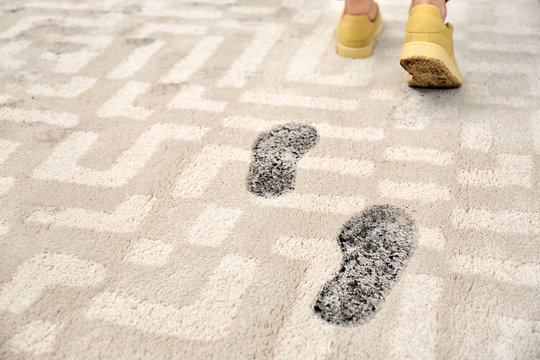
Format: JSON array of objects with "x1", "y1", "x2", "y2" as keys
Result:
[
  {"x1": 400, "y1": 41, "x2": 462, "y2": 88},
  {"x1": 337, "y1": 22, "x2": 384, "y2": 59}
]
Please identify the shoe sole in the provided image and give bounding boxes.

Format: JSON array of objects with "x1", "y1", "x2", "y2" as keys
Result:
[
  {"x1": 337, "y1": 22, "x2": 384, "y2": 59},
  {"x1": 400, "y1": 41, "x2": 463, "y2": 88}
]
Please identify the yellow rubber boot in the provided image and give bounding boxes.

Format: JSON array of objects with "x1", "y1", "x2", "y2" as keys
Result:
[
  {"x1": 400, "y1": 4, "x2": 463, "y2": 88},
  {"x1": 337, "y1": 3, "x2": 384, "y2": 59}
]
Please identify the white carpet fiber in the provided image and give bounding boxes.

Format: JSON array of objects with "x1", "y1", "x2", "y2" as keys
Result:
[{"x1": 0, "y1": 0, "x2": 539, "y2": 358}]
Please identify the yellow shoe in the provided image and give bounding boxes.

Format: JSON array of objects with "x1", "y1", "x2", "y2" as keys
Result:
[
  {"x1": 337, "y1": 3, "x2": 384, "y2": 59},
  {"x1": 400, "y1": 4, "x2": 463, "y2": 88}
]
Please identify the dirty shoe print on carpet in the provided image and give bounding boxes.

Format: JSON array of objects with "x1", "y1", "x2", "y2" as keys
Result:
[{"x1": 0, "y1": 0, "x2": 539, "y2": 359}]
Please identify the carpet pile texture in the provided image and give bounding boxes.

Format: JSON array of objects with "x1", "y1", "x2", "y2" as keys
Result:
[{"x1": 0, "y1": 0, "x2": 539, "y2": 358}]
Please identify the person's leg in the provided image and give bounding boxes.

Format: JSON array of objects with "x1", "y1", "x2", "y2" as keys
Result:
[
  {"x1": 342, "y1": 0, "x2": 447, "y2": 20},
  {"x1": 344, "y1": 0, "x2": 377, "y2": 20},
  {"x1": 409, "y1": 0, "x2": 447, "y2": 20}
]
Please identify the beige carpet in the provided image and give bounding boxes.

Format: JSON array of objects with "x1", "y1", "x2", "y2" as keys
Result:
[{"x1": 1, "y1": 0, "x2": 539, "y2": 358}]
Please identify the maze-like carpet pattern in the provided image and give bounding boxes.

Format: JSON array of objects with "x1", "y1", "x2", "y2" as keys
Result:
[{"x1": 0, "y1": 0, "x2": 539, "y2": 358}]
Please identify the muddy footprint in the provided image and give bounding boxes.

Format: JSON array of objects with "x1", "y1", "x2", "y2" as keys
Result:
[
  {"x1": 314, "y1": 205, "x2": 417, "y2": 326},
  {"x1": 247, "y1": 124, "x2": 318, "y2": 197}
]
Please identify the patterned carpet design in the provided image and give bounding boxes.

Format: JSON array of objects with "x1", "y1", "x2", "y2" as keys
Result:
[{"x1": 0, "y1": 0, "x2": 539, "y2": 358}]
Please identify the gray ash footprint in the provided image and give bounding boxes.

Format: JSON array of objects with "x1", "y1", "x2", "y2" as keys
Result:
[
  {"x1": 314, "y1": 205, "x2": 417, "y2": 326},
  {"x1": 248, "y1": 123, "x2": 318, "y2": 197}
]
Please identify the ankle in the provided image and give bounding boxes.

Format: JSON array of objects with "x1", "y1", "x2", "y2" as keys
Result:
[
  {"x1": 344, "y1": 0, "x2": 377, "y2": 21},
  {"x1": 410, "y1": 0, "x2": 447, "y2": 20}
]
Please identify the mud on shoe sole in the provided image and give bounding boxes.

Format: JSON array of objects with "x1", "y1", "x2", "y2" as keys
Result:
[{"x1": 400, "y1": 41, "x2": 462, "y2": 88}]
